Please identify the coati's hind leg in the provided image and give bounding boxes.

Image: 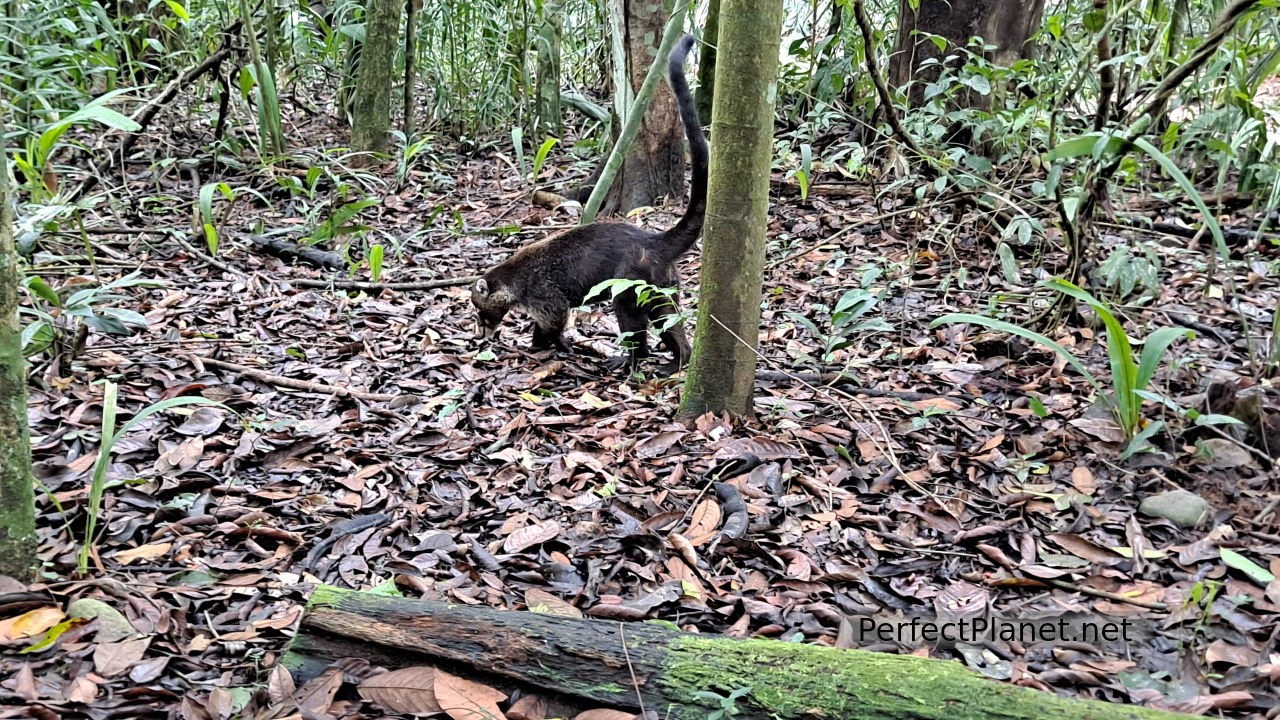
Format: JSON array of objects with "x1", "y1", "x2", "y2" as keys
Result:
[
  {"x1": 606, "y1": 293, "x2": 650, "y2": 372},
  {"x1": 531, "y1": 312, "x2": 570, "y2": 352},
  {"x1": 650, "y1": 294, "x2": 690, "y2": 374}
]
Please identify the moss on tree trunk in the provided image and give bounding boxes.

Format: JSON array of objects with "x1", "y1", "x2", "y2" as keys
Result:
[
  {"x1": 0, "y1": 112, "x2": 38, "y2": 583},
  {"x1": 534, "y1": 0, "x2": 563, "y2": 137},
  {"x1": 677, "y1": 0, "x2": 783, "y2": 420},
  {"x1": 694, "y1": 0, "x2": 719, "y2": 123},
  {"x1": 286, "y1": 586, "x2": 1200, "y2": 720},
  {"x1": 351, "y1": 0, "x2": 404, "y2": 154}
]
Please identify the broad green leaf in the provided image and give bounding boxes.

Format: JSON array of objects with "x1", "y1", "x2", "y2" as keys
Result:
[
  {"x1": 931, "y1": 312, "x2": 1101, "y2": 392},
  {"x1": 532, "y1": 137, "x2": 558, "y2": 180},
  {"x1": 369, "y1": 244, "x2": 384, "y2": 281},
  {"x1": 1045, "y1": 133, "x2": 1125, "y2": 162},
  {"x1": 24, "y1": 277, "x2": 61, "y2": 307},
  {"x1": 1136, "y1": 326, "x2": 1194, "y2": 390},
  {"x1": 1220, "y1": 548, "x2": 1275, "y2": 585}
]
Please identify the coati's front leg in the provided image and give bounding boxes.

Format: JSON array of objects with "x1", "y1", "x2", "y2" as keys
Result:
[{"x1": 531, "y1": 312, "x2": 570, "y2": 351}]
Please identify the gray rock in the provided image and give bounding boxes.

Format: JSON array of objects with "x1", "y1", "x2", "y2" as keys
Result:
[{"x1": 1138, "y1": 490, "x2": 1211, "y2": 529}]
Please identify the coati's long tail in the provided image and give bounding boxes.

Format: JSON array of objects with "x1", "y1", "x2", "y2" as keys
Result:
[{"x1": 656, "y1": 34, "x2": 708, "y2": 261}]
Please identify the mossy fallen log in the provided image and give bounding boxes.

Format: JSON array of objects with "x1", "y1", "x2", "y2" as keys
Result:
[{"x1": 285, "y1": 585, "x2": 1196, "y2": 720}]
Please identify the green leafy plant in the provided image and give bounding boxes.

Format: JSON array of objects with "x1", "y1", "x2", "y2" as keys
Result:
[
  {"x1": 933, "y1": 279, "x2": 1193, "y2": 453},
  {"x1": 788, "y1": 276, "x2": 892, "y2": 366},
  {"x1": 197, "y1": 182, "x2": 236, "y2": 254},
  {"x1": 11, "y1": 91, "x2": 141, "y2": 202},
  {"x1": 307, "y1": 197, "x2": 380, "y2": 245},
  {"x1": 1096, "y1": 244, "x2": 1161, "y2": 301},
  {"x1": 79, "y1": 381, "x2": 229, "y2": 573},
  {"x1": 794, "y1": 143, "x2": 812, "y2": 200},
  {"x1": 367, "y1": 243, "x2": 385, "y2": 281},
  {"x1": 584, "y1": 277, "x2": 687, "y2": 348},
  {"x1": 21, "y1": 272, "x2": 164, "y2": 357},
  {"x1": 531, "y1": 136, "x2": 559, "y2": 192},
  {"x1": 391, "y1": 130, "x2": 435, "y2": 188},
  {"x1": 692, "y1": 686, "x2": 752, "y2": 720},
  {"x1": 1047, "y1": 132, "x2": 1229, "y2": 261}
]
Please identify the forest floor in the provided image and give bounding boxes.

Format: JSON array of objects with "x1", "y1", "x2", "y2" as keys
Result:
[{"x1": 2, "y1": 93, "x2": 1279, "y2": 720}]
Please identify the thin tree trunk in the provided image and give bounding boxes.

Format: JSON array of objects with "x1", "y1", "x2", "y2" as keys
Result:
[
  {"x1": 0, "y1": 109, "x2": 38, "y2": 583},
  {"x1": 676, "y1": 0, "x2": 782, "y2": 420},
  {"x1": 694, "y1": 0, "x2": 719, "y2": 123},
  {"x1": 599, "y1": 0, "x2": 685, "y2": 215},
  {"x1": 534, "y1": 0, "x2": 563, "y2": 137},
  {"x1": 889, "y1": 0, "x2": 1044, "y2": 109},
  {"x1": 581, "y1": 10, "x2": 687, "y2": 225},
  {"x1": 402, "y1": 0, "x2": 419, "y2": 137},
  {"x1": 351, "y1": 0, "x2": 404, "y2": 154}
]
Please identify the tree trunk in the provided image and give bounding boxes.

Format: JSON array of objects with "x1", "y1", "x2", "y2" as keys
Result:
[
  {"x1": 676, "y1": 0, "x2": 781, "y2": 420},
  {"x1": 0, "y1": 112, "x2": 38, "y2": 583},
  {"x1": 286, "y1": 586, "x2": 1197, "y2": 720},
  {"x1": 534, "y1": 0, "x2": 563, "y2": 137},
  {"x1": 351, "y1": 0, "x2": 404, "y2": 154},
  {"x1": 888, "y1": 0, "x2": 1044, "y2": 109},
  {"x1": 694, "y1": 0, "x2": 719, "y2": 123},
  {"x1": 599, "y1": 0, "x2": 685, "y2": 215},
  {"x1": 402, "y1": 0, "x2": 419, "y2": 137}
]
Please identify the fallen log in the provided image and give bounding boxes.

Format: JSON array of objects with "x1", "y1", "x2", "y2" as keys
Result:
[{"x1": 285, "y1": 585, "x2": 1195, "y2": 720}]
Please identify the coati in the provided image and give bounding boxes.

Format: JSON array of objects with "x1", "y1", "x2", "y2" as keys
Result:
[{"x1": 471, "y1": 34, "x2": 707, "y2": 374}]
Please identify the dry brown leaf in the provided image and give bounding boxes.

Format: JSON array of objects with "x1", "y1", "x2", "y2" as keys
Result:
[
  {"x1": 1069, "y1": 465, "x2": 1096, "y2": 495},
  {"x1": 1205, "y1": 639, "x2": 1260, "y2": 668},
  {"x1": 503, "y1": 520, "x2": 562, "y2": 554},
  {"x1": 207, "y1": 687, "x2": 236, "y2": 720},
  {"x1": 434, "y1": 668, "x2": 508, "y2": 720},
  {"x1": 667, "y1": 532, "x2": 699, "y2": 568},
  {"x1": 8, "y1": 663, "x2": 37, "y2": 702},
  {"x1": 524, "y1": 589, "x2": 582, "y2": 619},
  {"x1": 635, "y1": 430, "x2": 685, "y2": 458},
  {"x1": 508, "y1": 693, "x2": 548, "y2": 720},
  {"x1": 573, "y1": 710, "x2": 638, "y2": 720},
  {"x1": 1047, "y1": 533, "x2": 1125, "y2": 564},
  {"x1": 267, "y1": 663, "x2": 297, "y2": 705},
  {"x1": 910, "y1": 397, "x2": 962, "y2": 413},
  {"x1": 0, "y1": 606, "x2": 65, "y2": 643},
  {"x1": 294, "y1": 666, "x2": 343, "y2": 715},
  {"x1": 358, "y1": 666, "x2": 441, "y2": 715},
  {"x1": 92, "y1": 637, "x2": 150, "y2": 677},
  {"x1": 713, "y1": 436, "x2": 802, "y2": 461},
  {"x1": 115, "y1": 542, "x2": 173, "y2": 565},
  {"x1": 65, "y1": 674, "x2": 99, "y2": 704},
  {"x1": 685, "y1": 498, "x2": 722, "y2": 547}
]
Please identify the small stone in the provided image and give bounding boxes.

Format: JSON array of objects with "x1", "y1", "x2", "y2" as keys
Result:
[
  {"x1": 1201, "y1": 438, "x2": 1255, "y2": 469},
  {"x1": 1139, "y1": 490, "x2": 1211, "y2": 529},
  {"x1": 67, "y1": 598, "x2": 137, "y2": 642}
]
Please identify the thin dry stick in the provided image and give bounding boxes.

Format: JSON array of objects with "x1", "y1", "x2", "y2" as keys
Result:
[
  {"x1": 1047, "y1": 579, "x2": 1168, "y2": 611},
  {"x1": 850, "y1": 0, "x2": 937, "y2": 177},
  {"x1": 191, "y1": 356, "x2": 403, "y2": 402},
  {"x1": 171, "y1": 231, "x2": 244, "y2": 277},
  {"x1": 290, "y1": 275, "x2": 480, "y2": 291},
  {"x1": 617, "y1": 626, "x2": 648, "y2": 719}
]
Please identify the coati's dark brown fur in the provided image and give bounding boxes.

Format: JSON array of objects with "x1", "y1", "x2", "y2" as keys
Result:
[{"x1": 471, "y1": 34, "x2": 707, "y2": 374}]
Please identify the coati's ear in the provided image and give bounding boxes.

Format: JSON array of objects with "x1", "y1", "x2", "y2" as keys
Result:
[{"x1": 475, "y1": 278, "x2": 489, "y2": 295}]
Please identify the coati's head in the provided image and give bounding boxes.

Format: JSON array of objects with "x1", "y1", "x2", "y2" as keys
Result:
[{"x1": 470, "y1": 277, "x2": 515, "y2": 339}]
